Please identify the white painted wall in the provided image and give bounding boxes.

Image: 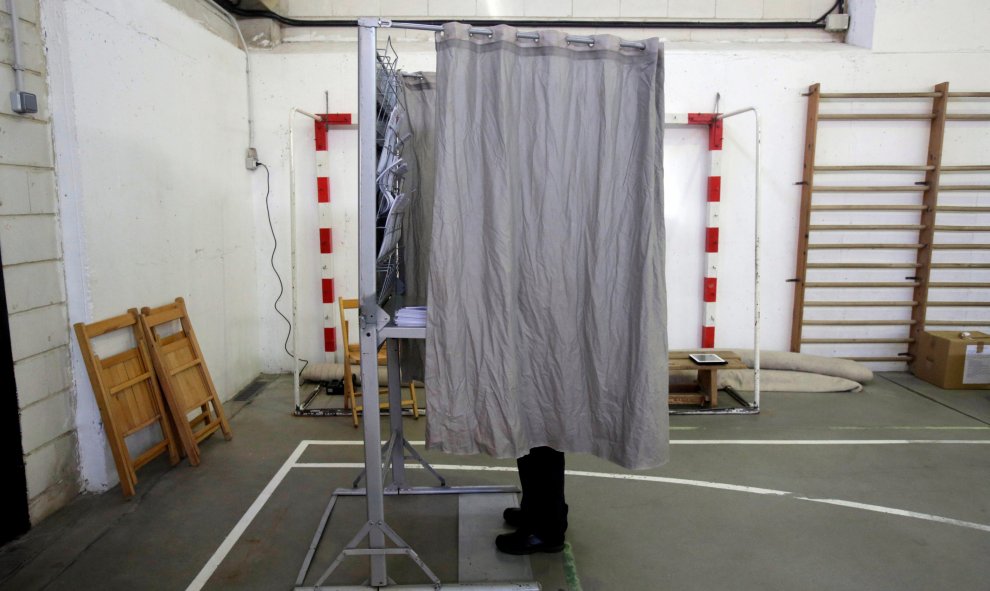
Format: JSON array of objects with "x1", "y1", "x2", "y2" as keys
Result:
[
  {"x1": 250, "y1": 1, "x2": 990, "y2": 374},
  {"x1": 1, "y1": 0, "x2": 80, "y2": 524},
  {"x1": 44, "y1": 0, "x2": 260, "y2": 493},
  {"x1": 868, "y1": 0, "x2": 990, "y2": 53}
]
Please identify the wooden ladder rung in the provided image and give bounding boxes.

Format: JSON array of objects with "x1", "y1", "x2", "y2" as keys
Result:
[
  {"x1": 941, "y1": 165, "x2": 990, "y2": 172},
  {"x1": 803, "y1": 320, "x2": 916, "y2": 326},
  {"x1": 807, "y1": 262, "x2": 920, "y2": 269},
  {"x1": 931, "y1": 263, "x2": 990, "y2": 269},
  {"x1": 930, "y1": 282, "x2": 990, "y2": 288},
  {"x1": 934, "y1": 226, "x2": 990, "y2": 232},
  {"x1": 937, "y1": 206, "x2": 990, "y2": 213},
  {"x1": 122, "y1": 415, "x2": 162, "y2": 437},
  {"x1": 192, "y1": 397, "x2": 216, "y2": 413},
  {"x1": 811, "y1": 205, "x2": 926, "y2": 212},
  {"x1": 805, "y1": 282, "x2": 919, "y2": 288},
  {"x1": 809, "y1": 225, "x2": 925, "y2": 231},
  {"x1": 819, "y1": 92, "x2": 943, "y2": 99},
  {"x1": 808, "y1": 263, "x2": 918, "y2": 269},
  {"x1": 814, "y1": 165, "x2": 933, "y2": 172},
  {"x1": 193, "y1": 420, "x2": 223, "y2": 442},
  {"x1": 812, "y1": 185, "x2": 928, "y2": 192},
  {"x1": 169, "y1": 358, "x2": 202, "y2": 376},
  {"x1": 805, "y1": 301, "x2": 918, "y2": 307},
  {"x1": 808, "y1": 243, "x2": 923, "y2": 250},
  {"x1": 108, "y1": 371, "x2": 154, "y2": 395},
  {"x1": 818, "y1": 113, "x2": 935, "y2": 120},
  {"x1": 159, "y1": 336, "x2": 190, "y2": 356},
  {"x1": 133, "y1": 440, "x2": 171, "y2": 470},
  {"x1": 189, "y1": 409, "x2": 214, "y2": 427},
  {"x1": 802, "y1": 338, "x2": 914, "y2": 344},
  {"x1": 937, "y1": 185, "x2": 990, "y2": 191},
  {"x1": 926, "y1": 320, "x2": 990, "y2": 326},
  {"x1": 933, "y1": 244, "x2": 990, "y2": 250},
  {"x1": 948, "y1": 92, "x2": 990, "y2": 98},
  {"x1": 85, "y1": 313, "x2": 137, "y2": 338},
  {"x1": 100, "y1": 348, "x2": 140, "y2": 368},
  {"x1": 142, "y1": 306, "x2": 184, "y2": 329},
  {"x1": 927, "y1": 301, "x2": 990, "y2": 307},
  {"x1": 945, "y1": 114, "x2": 990, "y2": 121}
]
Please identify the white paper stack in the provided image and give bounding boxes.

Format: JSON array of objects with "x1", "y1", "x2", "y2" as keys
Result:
[{"x1": 394, "y1": 306, "x2": 427, "y2": 327}]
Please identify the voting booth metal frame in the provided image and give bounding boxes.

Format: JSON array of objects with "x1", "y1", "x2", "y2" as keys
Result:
[
  {"x1": 294, "y1": 18, "x2": 765, "y2": 590},
  {"x1": 293, "y1": 19, "x2": 537, "y2": 591}
]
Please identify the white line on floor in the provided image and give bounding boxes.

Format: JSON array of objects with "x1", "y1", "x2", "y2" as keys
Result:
[
  {"x1": 292, "y1": 462, "x2": 791, "y2": 496},
  {"x1": 185, "y1": 440, "x2": 310, "y2": 591},
  {"x1": 563, "y1": 469, "x2": 792, "y2": 495},
  {"x1": 292, "y1": 461, "x2": 990, "y2": 533},
  {"x1": 303, "y1": 439, "x2": 990, "y2": 446},
  {"x1": 796, "y1": 497, "x2": 990, "y2": 533}
]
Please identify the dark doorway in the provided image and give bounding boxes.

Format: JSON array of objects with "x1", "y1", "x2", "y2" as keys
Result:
[{"x1": 0, "y1": 244, "x2": 31, "y2": 545}]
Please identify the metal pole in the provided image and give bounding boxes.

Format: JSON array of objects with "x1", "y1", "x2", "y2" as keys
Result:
[
  {"x1": 356, "y1": 19, "x2": 389, "y2": 586},
  {"x1": 717, "y1": 106, "x2": 761, "y2": 409},
  {"x1": 386, "y1": 339, "x2": 406, "y2": 486},
  {"x1": 209, "y1": 0, "x2": 254, "y2": 155},
  {"x1": 289, "y1": 107, "x2": 322, "y2": 411},
  {"x1": 6, "y1": 0, "x2": 25, "y2": 92},
  {"x1": 383, "y1": 19, "x2": 648, "y2": 49}
]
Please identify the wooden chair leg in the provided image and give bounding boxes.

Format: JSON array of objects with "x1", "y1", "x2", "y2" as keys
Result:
[
  {"x1": 350, "y1": 391, "x2": 361, "y2": 429},
  {"x1": 409, "y1": 382, "x2": 420, "y2": 419}
]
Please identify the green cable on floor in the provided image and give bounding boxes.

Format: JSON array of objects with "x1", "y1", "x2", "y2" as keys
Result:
[{"x1": 562, "y1": 542, "x2": 583, "y2": 591}]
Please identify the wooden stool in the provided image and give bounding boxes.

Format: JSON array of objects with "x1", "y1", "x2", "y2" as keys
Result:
[{"x1": 669, "y1": 351, "x2": 748, "y2": 408}]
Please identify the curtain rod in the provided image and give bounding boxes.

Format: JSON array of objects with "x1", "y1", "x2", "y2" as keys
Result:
[{"x1": 386, "y1": 20, "x2": 647, "y2": 50}]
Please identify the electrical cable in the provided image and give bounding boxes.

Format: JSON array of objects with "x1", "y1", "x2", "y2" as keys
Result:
[
  {"x1": 212, "y1": 0, "x2": 835, "y2": 30},
  {"x1": 812, "y1": 0, "x2": 844, "y2": 24},
  {"x1": 258, "y1": 163, "x2": 309, "y2": 378}
]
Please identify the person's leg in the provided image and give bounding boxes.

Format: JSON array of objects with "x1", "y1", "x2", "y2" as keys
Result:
[
  {"x1": 515, "y1": 448, "x2": 537, "y2": 523},
  {"x1": 497, "y1": 446, "x2": 567, "y2": 554},
  {"x1": 525, "y1": 446, "x2": 567, "y2": 543}
]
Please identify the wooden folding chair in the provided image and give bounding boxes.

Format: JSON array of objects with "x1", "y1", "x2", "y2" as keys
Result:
[
  {"x1": 140, "y1": 297, "x2": 232, "y2": 465},
  {"x1": 74, "y1": 310, "x2": 181, "y2": 497},
  {"x1": 339, "y1": 298, "x2": 419, "y2": 428}
]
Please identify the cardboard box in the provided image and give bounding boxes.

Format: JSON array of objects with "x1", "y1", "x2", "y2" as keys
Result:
[{"x1": 911, "y1": 330, "x2": 990, "y2": 390}]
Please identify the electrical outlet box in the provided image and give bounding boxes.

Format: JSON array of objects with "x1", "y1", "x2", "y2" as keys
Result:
[
  {"x1": 11, "y1": 91, "x2": 38, "y2": 114},
  {"x1": 825, "y1": 13, "x2": 850, "y2": 32},
  {"x1": 245, "y1": 147, "x2": 258, "y2": 170}
]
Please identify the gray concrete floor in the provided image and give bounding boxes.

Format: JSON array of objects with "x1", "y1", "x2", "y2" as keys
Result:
[{"x1": 1, "y1": 372, "x2": 989, "y2": 591}]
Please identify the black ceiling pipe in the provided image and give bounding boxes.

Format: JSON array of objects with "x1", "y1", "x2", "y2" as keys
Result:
[{"x1": 214, "y1": 0, "x2": 841, "y2": 30}]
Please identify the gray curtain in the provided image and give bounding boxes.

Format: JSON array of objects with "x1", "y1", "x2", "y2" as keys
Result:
[
  {"x1": 399, "y1": 72, "x2": 437, "y2": 382},
  {"x1": 425, "y1": 23, "x2": 668, "y2": 470}
]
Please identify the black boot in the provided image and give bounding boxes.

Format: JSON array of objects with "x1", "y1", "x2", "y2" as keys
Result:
[
  {"x1": 495, "y1": 530, "x2": 565, "y2": 555},
  {"x1": 503, "y1": 507, "x2": 526, "y2": 528}
]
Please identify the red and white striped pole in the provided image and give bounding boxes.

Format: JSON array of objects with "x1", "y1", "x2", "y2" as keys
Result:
[
  {"x1": 314, "y1": 112, "x2": 352, "y2": 359},
  {"x1": 688, "y1": 113, "x2": 724, "y2": 349}
]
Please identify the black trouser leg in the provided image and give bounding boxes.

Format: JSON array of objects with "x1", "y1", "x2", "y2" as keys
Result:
[{"x1": 516, "y1": 446, "x2": 568, "y2": 543}]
